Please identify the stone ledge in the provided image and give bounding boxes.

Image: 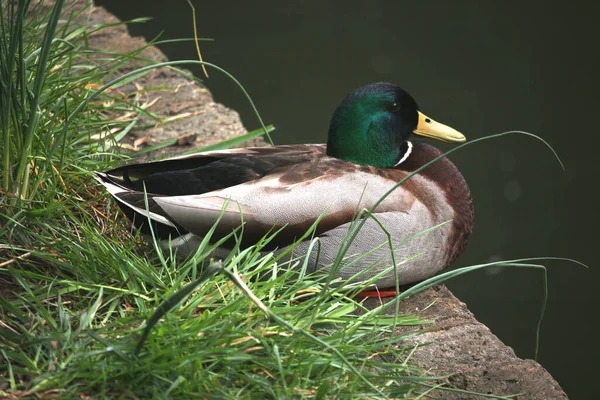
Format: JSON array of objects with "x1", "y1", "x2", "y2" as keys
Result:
[
  {"x1": 362, "y1": 286, "x2": 565, "y2": 399},
  {"x1": 59, "y1": 0, "x2": 265, "y2": 160}
]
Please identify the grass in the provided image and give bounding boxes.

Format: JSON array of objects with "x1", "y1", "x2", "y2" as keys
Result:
[
  {"x1": 0, "y1": 1, "x2": 579, "y2": 399},
  {"x1": 0, "y1": 1, "x2": 439, "y2": 398}
]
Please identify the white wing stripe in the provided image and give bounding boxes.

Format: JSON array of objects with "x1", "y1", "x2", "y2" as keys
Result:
[{"x1": 95, "y1": 175, "x2": 176, "y2": 228}]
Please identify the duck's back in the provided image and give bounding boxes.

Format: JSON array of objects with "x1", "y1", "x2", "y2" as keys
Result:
[{"x1": 105, "y1": 144, "x2": 328, "y2": 196}]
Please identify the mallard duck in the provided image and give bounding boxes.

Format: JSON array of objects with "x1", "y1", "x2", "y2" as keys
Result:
[{"x1": 96, "y1": 82, "x2": 474, "y2": 290}]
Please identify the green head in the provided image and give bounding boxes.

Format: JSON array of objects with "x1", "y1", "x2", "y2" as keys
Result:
[{"x1": 326, "y1": 82, "x2": 465, "y2": 168}]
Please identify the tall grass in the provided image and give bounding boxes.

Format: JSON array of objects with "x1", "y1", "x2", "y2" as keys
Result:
[{"x1": 1, "y1": 0, "x2": 140, "y2": 209}]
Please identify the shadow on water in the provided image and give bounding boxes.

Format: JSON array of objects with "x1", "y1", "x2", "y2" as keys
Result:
[{"x1": 96, "y1": 1, "x2": 598, "y2": 397}]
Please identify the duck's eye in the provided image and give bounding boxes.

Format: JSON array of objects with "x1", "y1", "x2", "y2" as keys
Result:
[{"x1": 390, "y1": 102, "x2": 401, "y2": 112}]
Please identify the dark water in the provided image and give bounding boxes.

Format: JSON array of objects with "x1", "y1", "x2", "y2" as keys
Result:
[{"x1": 96, "y1": 1, "x2": 598, "y2": 397}]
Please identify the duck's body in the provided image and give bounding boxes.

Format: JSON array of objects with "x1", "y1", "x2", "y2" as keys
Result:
[{"x1": 97, "y1": 82, "x2": 474, "y2": 288}]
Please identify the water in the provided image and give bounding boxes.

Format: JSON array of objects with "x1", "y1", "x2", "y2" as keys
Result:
[{"x1": 96, "y1": 1, "x2": 598, "y2": 397}]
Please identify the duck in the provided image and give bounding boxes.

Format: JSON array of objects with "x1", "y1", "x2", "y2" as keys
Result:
[{"x1": 96, "y1": 82, "x2": 474, "y2": 292}]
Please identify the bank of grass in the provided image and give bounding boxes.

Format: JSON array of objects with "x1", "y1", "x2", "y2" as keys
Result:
[{"x1": 0, "y1": 1, "x2": 438, "y2": 398}]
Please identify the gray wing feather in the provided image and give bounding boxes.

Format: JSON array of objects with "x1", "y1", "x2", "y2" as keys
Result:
[{"x1": 280, "y1": 211, "x2": 452, "y2": 287}]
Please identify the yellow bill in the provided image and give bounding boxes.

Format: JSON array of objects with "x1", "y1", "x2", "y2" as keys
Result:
[{"x1": 413, "y1": 111, "x2": 466, "y2": 143}]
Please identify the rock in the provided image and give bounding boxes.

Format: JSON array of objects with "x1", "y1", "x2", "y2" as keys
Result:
[
  {"x1": 361, "y1": 286, "x2": 566, "y2": 399},
  {"x1": 54, "y1": 0, "x2": 265, "y2": 160}
]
